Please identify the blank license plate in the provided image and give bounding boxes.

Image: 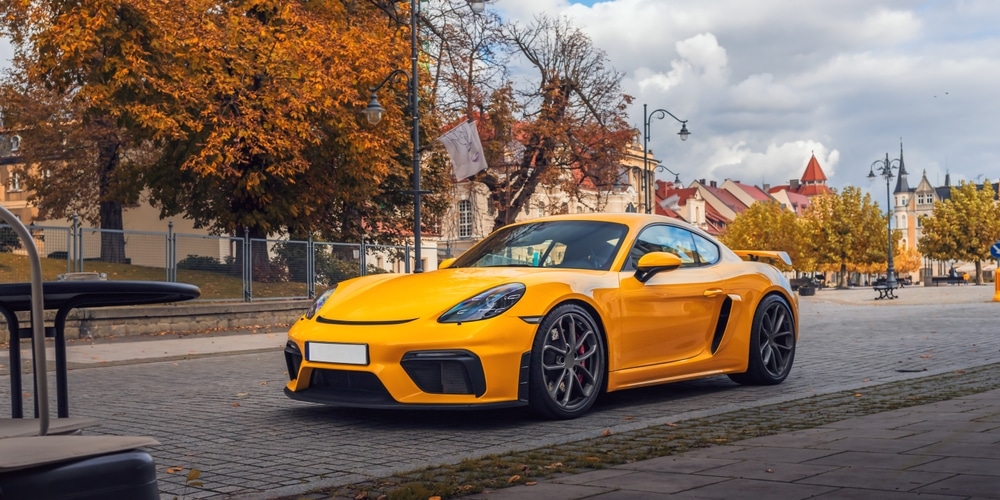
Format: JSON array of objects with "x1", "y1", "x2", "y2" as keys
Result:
[{"x1": 306, "y1": 342, "x2": 368, "y2": 365}]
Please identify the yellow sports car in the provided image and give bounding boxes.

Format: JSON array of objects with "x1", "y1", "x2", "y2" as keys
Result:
[{"x1": 284, "y1": 213, "x2": 798, "y2": 419}]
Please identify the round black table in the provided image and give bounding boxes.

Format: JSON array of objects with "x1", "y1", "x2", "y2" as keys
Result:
[{"x1": 1, "y1": 280, "x2": 200, "y2": 419}]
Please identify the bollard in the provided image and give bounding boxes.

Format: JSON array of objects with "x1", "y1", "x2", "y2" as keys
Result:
[{"x1": 994, "y1": 276, "x2": 1000, "y2": 302}]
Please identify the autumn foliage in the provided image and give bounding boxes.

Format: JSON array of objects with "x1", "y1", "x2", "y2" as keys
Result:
[{"x1": 0, "y1": 0, "x2": 450, "y2": 244}]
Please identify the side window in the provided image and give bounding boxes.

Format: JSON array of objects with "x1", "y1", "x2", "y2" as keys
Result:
[
  {"x1": 624, "y1": 225, "x2": 702, "y2": 271},
  {"x1": 692, "y1": 232, "x2": 720, "y2": 265}
]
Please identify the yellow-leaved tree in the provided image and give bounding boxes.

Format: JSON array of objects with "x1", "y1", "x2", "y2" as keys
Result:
[
  {"x1": 801, "y1": 187, "x2": 892, "y2": 287},
  {"x1": 718, "y1": 201, "x2": 804, "y2": 272},
  {"x1": 918, "y1": 181, "x2": 1000, "y2": 284}
]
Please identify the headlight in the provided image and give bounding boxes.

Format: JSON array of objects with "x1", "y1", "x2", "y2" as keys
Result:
[
  {"x1": 305, "y1": 286, "x2": 337, "y2": 319},
  {"x1": 438, "y1": 283, "x2": 525, "y2": 323}
]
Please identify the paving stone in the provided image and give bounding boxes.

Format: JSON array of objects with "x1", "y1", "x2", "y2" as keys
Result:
[{"x1": 796, "y1": 466, "x2": 953, "y2": 491}]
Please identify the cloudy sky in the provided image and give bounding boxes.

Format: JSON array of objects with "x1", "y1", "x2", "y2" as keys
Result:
[
  {"x1": 3, "y1": 0, "x2": 998, "y2": 201},
  {"x1": 492, "y1": 0, "x2": 1000, "y2": 199}
]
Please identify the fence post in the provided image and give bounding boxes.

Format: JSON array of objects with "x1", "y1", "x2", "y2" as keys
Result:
[
  {"x1": 243, "y1": 228, "x2": 252, "y2": 302},
  {"x1": 358, "y1": 234, "x2": 368, "y2": 276},
  {"x1": 307, "y1": 234, "x2": 315, "y2": 299},
  {"x1": 404, "y1": 244, "x2": 411, "y2": 274},
  {"x1": 166, "y1": 221, "x2": 174, "y2": 282},
  {"x1": 70, "y1": 213, "x2": 83, "y2": 273}
]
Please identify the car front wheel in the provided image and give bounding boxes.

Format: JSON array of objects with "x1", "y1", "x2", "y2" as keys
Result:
[
  {"x1": 528, "y1": 304, "x2": 606, "y2": 419},
  {"x1": 729, "y1": 294, "x2": 795, "y2": 385}
]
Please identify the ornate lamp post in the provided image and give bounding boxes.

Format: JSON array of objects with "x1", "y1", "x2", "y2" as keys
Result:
[
  {"x1": 868, "y1": 152, "x2": 901, "y2": 288},
  {"x1": 642, "y1": 104, "x2": 689, "y2": 214},
  {"x1": 362, "y1": 0, "x2": 484, "y2": 273}
]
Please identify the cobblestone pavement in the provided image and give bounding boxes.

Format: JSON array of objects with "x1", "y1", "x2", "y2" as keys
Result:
[{"x1": 2, "y1": 285, "x2": 998, "y2": 499}]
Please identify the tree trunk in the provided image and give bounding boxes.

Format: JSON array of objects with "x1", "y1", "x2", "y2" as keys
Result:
[{"x1": 96, "y1": 131, "x2": 127, "y2": 263}]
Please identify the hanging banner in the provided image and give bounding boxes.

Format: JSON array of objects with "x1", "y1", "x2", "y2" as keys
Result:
[{"x1": 439, "y1": 120, "x2": 488, "y2": 181}]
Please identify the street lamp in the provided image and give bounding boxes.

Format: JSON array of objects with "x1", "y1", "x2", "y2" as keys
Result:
[
  {"x1": 868, "y1": 152, "x2": 901, "y2": 288},
  {"x1": 642, "y1": 104, "x2": 689, "y2": 214},
  {"x1": 362, "y1": 0, "x2": 483, "y2": 273}
]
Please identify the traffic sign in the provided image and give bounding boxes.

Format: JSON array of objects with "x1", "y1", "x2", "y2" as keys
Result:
[{"x1": 992, "y1": 241, "x2": 1000, "y2": 260}]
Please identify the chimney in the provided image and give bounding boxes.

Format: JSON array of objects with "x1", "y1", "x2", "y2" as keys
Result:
[
  {"x1": 790, "y1": 179, "x2": 800, "y2": 190},
  {"x1": 699, "y1": 178, "x2": 706, "y2": 185},
  {"x1": 710, "y1": 180, "x2": 717, "y2": 188},
  {"x1": 763, "y1": 183, "x2": 770, "y2": 192}
]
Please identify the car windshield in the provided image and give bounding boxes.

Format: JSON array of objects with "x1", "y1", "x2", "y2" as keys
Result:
[{"x1": 452, "y1": 220, "x2": 629, "y2": 270}]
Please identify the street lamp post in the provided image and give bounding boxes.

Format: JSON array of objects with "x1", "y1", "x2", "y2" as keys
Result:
[
  {"x1": 362, "y1": 0, "x2": 484, "y2": 273},
  {"x1": 642, "y1": 104, "x2": 689, "y2": 214},
  {"x1": 868, "y1": 152, "x2": 901, "y2": 288}
]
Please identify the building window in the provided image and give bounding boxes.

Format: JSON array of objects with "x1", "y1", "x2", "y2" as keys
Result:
[
  {"x1": 458, "y1": 199, "x2": 472, "y2": 239},
  {"x1": 8, "y1": 172, "x2": 21, "y2": 192}
]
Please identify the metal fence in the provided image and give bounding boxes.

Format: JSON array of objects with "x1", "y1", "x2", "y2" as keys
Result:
[{"x1": 0, "y1": 218, "x2": 430, "y2": 302}]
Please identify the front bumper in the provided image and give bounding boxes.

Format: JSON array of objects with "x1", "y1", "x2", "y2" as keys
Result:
[{"x1": 283, "y1": 315, "x2": 534, "y2": 408}]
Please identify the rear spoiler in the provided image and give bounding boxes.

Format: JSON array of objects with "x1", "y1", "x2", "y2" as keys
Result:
[{"x1": 732, "y1": 250, "x2": 792, "y2": 267}]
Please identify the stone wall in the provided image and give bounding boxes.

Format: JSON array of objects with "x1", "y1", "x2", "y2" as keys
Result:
[{"x1": 0, "y1": 299, "x2": 311, "y2": 342}]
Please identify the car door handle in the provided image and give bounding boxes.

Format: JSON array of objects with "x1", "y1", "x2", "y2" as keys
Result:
[{"x1": 703, "y1": 288, "x2": 724, "y2": 298}]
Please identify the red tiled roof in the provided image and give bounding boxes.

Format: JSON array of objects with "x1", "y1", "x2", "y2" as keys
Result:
[
  {"x1": 734, "y1": 182, "x2": 773, "y2": 202},
  {"x1": 704, "y1": 185, "x2": 748, "y2": 214},
  {"x1": 796, "y1": 183, "x2": 832, "y2": 196},
  {"x1": 801, "y1": 154, "x2": 828, "y2": 182}
]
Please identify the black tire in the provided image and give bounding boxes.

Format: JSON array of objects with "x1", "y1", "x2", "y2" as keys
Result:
[
  {"x1": 728, "y1": 295, "x2": 796, "y2": 385},
  {"x1": 528, "y1": 304, "x2": 606, "y2": 419}
]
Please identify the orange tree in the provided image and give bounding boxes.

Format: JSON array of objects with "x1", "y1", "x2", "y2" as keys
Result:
[
  {"x1": 918, "y1": 181, "x2": 1000, "y2": 284},
  {"x1": 0, "y1": 0, "x2": 450, "y2": 249},
  {"x1": 0, "y1": 0, "x2": 174, "y2": 262}
]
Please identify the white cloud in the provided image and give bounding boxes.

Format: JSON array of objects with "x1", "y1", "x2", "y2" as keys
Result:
[{"x1": 499, "y1": 0, "x2": 1000, "y2": 195}]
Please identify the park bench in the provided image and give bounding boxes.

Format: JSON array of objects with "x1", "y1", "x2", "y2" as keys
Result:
[
  {"x1": 931, "y1": 276, "x2": 967, "y2": 286},
  {"x1": 872, "y1": 278, "x2": 897, "y2": 300},
  {"x1": 873, "y1": 284, "x2": 897, "y2": 300}
]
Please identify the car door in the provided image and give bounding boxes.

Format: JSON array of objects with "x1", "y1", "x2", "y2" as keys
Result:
[{"x1": 616, "y1": 224, "x2": 727, "y2": 370}]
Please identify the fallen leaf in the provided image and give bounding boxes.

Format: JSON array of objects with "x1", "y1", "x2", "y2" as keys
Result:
[
  {"x1": 236, "y1": 392, "x2": 249, "y2": 397},
  {"x1": 428, "y1": 497, "x2": 441, "y2": 500},
  {"x1": 526, "y1": 481, "x2": 538, "y2": 486},
  {"x1": 231, "y1": 402, "x2": 240, "y2": 407},
  {"x1": 544, "y1": 462, "x2": 563, "y2": 469},
  {"x1": 186, "y1": 469, "x2": 201, "y2": 481},
  {"x1": 766, "y1": 468, "x2": 774, "y2": 473},
  {"x1": 585, "y1": 457, "x2": 600, "y2": 462},
  {"x1": 854, "y1": 393, "x2": 863, "y2": 397},
  {"x1": 601, "y1": 429, "x2": 612, "y2": 437},
  {"x1": 508, "y1": 475, "x2": 521, "y2": 483},
  {"x1": 166, "y1": 467, "x2": 184, "y2": 474},
  {"x1": 259, "y1": 381, "x2": 268, "y2": 386},
  {"x1": 665, "y1": 422, "x2": 677, "y2": 427}
]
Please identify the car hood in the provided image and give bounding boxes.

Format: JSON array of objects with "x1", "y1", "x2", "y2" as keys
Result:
[{"x1": 318, "y1": 267, "x2": 568, "y2": 322}]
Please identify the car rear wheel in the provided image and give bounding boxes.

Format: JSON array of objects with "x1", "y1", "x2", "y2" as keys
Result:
[
  {"x1": 528, "y1": 304, "x2": 606, "y2": 419},
  {"x1": 729, "y1": 294, "x2": 795, "y2": 385}
]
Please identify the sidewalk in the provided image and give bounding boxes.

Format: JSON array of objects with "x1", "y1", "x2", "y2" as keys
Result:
[
  {"x1": 460, "y1": 386, "x2": 1000, "y2": 498},
  {"x1": 0, "y1": 328, "x2": 287, "y2": 371}
]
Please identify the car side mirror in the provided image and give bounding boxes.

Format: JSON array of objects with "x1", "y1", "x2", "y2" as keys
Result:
[
  {"x1": 438, "y1": 257, "x2": 457, "y2": 270},
  {"x1": 634, "y1": 252, "x2": 683, "y2": 283}
]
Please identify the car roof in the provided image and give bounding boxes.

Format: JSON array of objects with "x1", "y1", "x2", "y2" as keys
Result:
[{"x1": 512, "y1": 213, "x2": 705, "y2": 236}]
